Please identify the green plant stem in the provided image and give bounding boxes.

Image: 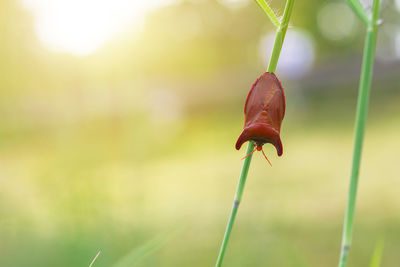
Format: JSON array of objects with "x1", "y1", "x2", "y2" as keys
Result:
[
  {"x1": 215, "y1": 1, "x2": 294, "y2": 266},
  {"x1": 254, "y1": 0, "x2": 281, "y2": 28},
  {"x1": 346, "y1": 0, "x2": 369, "y2": 25},
  {"x1": 215, "y1": 141, "x2": 255, "y2": 267},
  {"x1": 267, "y1": 0, "x2": 294, "y2": 72},
  {"x1": 338, "y1": 0, "x2": 380, "y2": 266}
]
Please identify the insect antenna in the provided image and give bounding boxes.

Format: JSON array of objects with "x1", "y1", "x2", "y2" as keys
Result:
[
  {"x1": 241, "y1": 147, "x2": 257, "y2": 160},
  {"x1": 261, "y1": 148, "x2": 272, "y2": 166}
]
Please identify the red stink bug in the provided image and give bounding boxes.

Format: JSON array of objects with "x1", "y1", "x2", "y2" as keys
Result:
[{"x1": 235, "y1": 72, "x2": 285, "y2": 165}]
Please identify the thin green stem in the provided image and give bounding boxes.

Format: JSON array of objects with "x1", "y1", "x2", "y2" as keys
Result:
[
  {"x1": 267, "y1": 0, "x2": 294, "y2": 72},
  {"x1": 345, "y1": 0, "x2": 369, "y2": 26},
  {"x1": 215, "y1": 1, "x2": 294, "y2": 266},
  {"x1": 254, "y1": 0, "x2": 281, "y2": 28},
  {"x1": 89, "y1": 251, "x2": 101, "y2": 267},
  {"x1": 338, "y1": 0, "x2": 380, "y2": 266},
  {"x1": 216, "y1": 142, "x2": 255, "y2": 267}
]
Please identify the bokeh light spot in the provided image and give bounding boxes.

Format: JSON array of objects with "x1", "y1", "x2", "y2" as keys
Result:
[
  {"x1": 217, "y1": 0, "x2": 249, "y2": 9},
  {"x1": 317, "y1": 2, "x2": 357, "y2": 41},
  {"x1": 19, "y1": 0, "x2": 177, "y2": 56},
  {"x1": 260, "y1": 29, "x2": 315, "y2": 79}
]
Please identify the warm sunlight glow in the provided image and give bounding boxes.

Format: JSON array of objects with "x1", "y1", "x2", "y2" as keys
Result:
[{"x1": 20, "y1": 0, "x2": 176, "y2": 56}]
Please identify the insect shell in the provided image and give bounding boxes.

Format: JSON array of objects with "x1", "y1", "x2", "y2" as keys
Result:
[{"x1": 235, "y1": 72, "x2": 285, "y2": 158}]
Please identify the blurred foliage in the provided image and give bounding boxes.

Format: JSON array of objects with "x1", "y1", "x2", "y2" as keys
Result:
[{"x1": 0, "y1": 0, "x2": 399, "y2": 266}]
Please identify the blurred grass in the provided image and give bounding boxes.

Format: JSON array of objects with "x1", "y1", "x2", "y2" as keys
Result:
[
  {"x1": 369, "y1": 238, "x2": 384, "y2": 267},
  {"x1": 1, "y1": 94, "x2": 400, "y2": 266},
  {"x1": 1, "y1": 0, "x2": 400, "y2": 266}
]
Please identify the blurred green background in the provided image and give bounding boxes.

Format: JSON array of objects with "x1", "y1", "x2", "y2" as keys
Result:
[{"x1": 1, "y1": 0, "x2": 400, "y2": 266}]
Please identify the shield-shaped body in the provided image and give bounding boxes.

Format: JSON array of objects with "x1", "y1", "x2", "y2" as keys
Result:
[{"x1": 235, "y1": 72, "x2": 285, "y2": 156}]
